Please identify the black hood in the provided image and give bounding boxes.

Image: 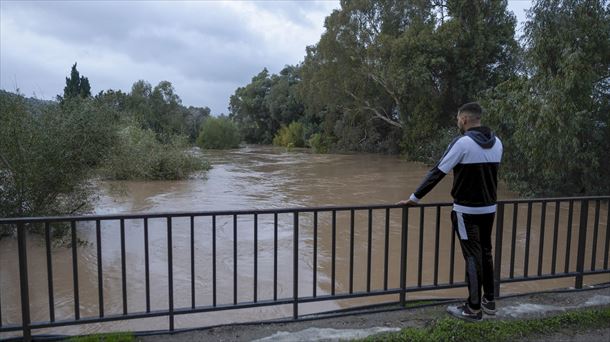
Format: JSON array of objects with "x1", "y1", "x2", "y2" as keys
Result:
[{"x1": 465, "y1": 126, "x2": 496, "y2": 149}]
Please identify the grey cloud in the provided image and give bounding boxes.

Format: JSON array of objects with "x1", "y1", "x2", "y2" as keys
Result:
[
  {"x1": 251, "y1": 0, "x2": 336, "y2": 26},
  {"x1": 1, "y1": 0, "x2": 339, "y2": 113}
]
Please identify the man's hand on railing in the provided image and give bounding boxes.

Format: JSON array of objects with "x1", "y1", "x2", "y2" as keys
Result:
[{"x1": 396, "y1": 199, "x2": 418, "y2": 206}]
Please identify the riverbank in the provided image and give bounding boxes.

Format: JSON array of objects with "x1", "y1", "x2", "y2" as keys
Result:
[{"x1": 131, "y1": 284, "x2": 610, "y2": 342}]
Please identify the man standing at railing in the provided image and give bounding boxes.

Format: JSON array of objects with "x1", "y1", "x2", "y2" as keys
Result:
[{"x1": 398, "y1": 102, "x2": 503, "y2": 322}]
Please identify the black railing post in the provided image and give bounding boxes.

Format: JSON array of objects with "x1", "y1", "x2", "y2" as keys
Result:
[
  {"x1": 17, "y1": 223, "x2": 32, "y2": 341},
  {"x1": 293, "y1": 212, "x2": 299, "y2": 320},
  {"x1": 167, "y1": 217, "x2": 174, "y2": 331},
  {"x1": 575, "y1": 200, "x2": 589, "y2": 289},
  {"x1": 399, "y1": 206, "x2": 408, "y2": 307},
  {"x1": 494, "y1": 203, "x2": 505, "y2": 298}
]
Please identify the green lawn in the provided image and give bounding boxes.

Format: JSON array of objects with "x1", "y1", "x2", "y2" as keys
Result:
[{"x1": 361, "y1": 307, "x2": 610, "y2": 341}]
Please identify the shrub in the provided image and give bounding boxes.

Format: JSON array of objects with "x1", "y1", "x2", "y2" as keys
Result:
[
  {"x1": 273, "y1": 122, "x2": 305, "y2": 148},
  {"x1": 101, "y1": 126, "x2": 209, "y2": 180},
  {"x1": 0, "y1": 93, "x2": 116, "y2": 236},
  {"x1": 196, "y1": 116, "x2": 241, "y2": 149},
  {"x1": 307, "y1": 132, "x2": 333, "y2": 153}
]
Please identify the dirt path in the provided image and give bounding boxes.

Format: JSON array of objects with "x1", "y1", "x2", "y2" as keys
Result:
[{"x1": 138, "y1": 285, "x2": 610, "y2": 342}]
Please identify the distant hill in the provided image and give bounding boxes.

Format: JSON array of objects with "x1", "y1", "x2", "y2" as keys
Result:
[{"x1": 0, "y1": 89, "x2": 57, "y2": 115}]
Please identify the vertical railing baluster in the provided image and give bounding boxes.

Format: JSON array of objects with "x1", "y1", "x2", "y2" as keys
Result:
[
  {"x1": 96, "y1": 220, "x2": 104, "y2": 318},
  {"x1": 273, "y1": 213, "x2": 278, "y2": 301},
  {"x1": 367, "y1": 208, "x2": 373, "y2": 292},
  {"x1": 604, "y1": 201, "x2": 610, "y2": 270},
  {"x1": 384, "y1": 208, "x2": 390, "y2": 291},
  {"x1": 575, "y1": 200, "x2": 589, "y2": 289},
  {"x1": 331, "y1": 210, "x2": 336, "y2": 296},
  {"x1": 565, "y1": 200, "x2": 574, "y2": 273},
  {"x1": 212, "y1": 215, "x2": 217, "y2": 307},
  {"x1": 433, "y1": 206, "x2": 440, "y2": 286},
  {"x1": 120, "y1": 219, "x2": 127, "y2": 315},
  {"x1": 349, "y1": 209, "x2": 355, "y2": 294},
  {"x1": 254, "y1": 213, "x2": 258, "y2": 303},
  {"x1": 313, "y1": 211, "x2": 318, "y2": 298},
  {"x1": 417, "y1": 207, "x2": 424, "y2": 287},
  {"x1": 551, "y1": 202, "x2": 560, "y2": 275},
  {"x1": 494, "y1": 203, "x2": 505, "y2": 298},
  {"x1": 191, "y1": 216, "x2": 195, "y2": 309},
  {"x1": 71, "y1": 221, "x2": 80, "y2": 320},
  {"x1": 293, "y1": 212, "x2": 299, "y2": 320},
  {"x1": 524, "y1": 202, "x2": 533, "y2": 277},
  {"x1": 233, "y1": 215, "x2": 238, "y2": 305},
  {"x1": 0, "y1": 245, "x2": 2, "y2": 327},
  {"x1": 167, "y1": 217, "x2": 174, "y2": 331},
  {"x1": 399, "y1": 206, "x2": 408, "y2": 307},
  {"x1": 590, "y1": 200, "x2": 600, "y2": 271},
  {"x1": 144, "y1": 218, "x2": 150, "y2": 313},
  {"x1": 17, "y1": 223, "x2": 31, "y2": 341},
  {"x1": 449, "y1": 219, "x2": 456, "y2": 285},
  {"x1": 45, "y1": 222, "x2": 55, "y2": 322},
  {"x1": 537, "y1": 202, "x2": 547, "y2": 276},
  {"x1": 509, "y1": 203, "x2": 518, "y2": 278}
]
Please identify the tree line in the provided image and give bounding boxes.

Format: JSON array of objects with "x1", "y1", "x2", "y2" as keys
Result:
[
  {"x1": 228, "y1": 0, "x2": 609, "y2": 196},
  {"x1": 0, "y1": 63, "x2": 212, "y2": 226}
]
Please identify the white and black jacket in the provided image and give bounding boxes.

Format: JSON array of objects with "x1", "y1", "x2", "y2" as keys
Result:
[{"x1": 409, "y1": 126, "x2": 503, "y2": 214}]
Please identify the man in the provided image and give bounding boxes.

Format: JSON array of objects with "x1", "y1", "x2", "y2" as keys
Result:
[{"x1": 398, "y1": 102, "x2": 502, "y2": 321}]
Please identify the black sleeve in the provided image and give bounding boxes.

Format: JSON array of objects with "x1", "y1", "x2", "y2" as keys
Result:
[{"x1": 413, "y1": 167, "x2": 446, "y2": 200}]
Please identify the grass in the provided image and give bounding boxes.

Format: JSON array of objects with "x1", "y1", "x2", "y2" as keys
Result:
[
  {"x1": 361, "y1": 307, "x2": 610, "y2": 341},
  {"x1": 65, "y1": 332, "x2": 134, "y2": 342}
]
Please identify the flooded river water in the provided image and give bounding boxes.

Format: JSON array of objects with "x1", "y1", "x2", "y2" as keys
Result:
[{"x1": 1, "y1": 146, "x2": 608, "y2": 337}]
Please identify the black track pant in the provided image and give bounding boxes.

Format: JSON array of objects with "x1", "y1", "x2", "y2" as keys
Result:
[{"x1": 451, "y1": 210, "x2": 495, "y2": 310}]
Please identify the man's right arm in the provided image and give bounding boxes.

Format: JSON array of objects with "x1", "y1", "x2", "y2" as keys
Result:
[{"x1": 408, "y1": 137, "x2": 464, "y2": 204}]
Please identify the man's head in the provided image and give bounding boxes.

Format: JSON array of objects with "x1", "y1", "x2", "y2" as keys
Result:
[{"x1": 457, "y1": 102, "x2": 483, "y2": 134}]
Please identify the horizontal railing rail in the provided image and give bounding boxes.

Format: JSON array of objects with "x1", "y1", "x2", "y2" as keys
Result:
[{"x1": 0, "y1": 196, "x2": 609, "y2": 341}]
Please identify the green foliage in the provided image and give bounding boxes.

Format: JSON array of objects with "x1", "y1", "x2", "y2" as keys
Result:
[
  {"x1": 101, "y1": 125, "x2": 209, "y2": 180},
  {"x1": 297, "y1": 0, "x2": 518, "y2": 156},
  {"x1": 308, "y1": 133, "x2": 333, "y2": 153},
  {"x1": 60, "y1": 63, "x2": 91, "y2": 102},
  {"x1": 123, "y1": 80, "x2": 211, "y2": 142},
  {"x1": 482, "y1": 0, "x2": 610, "y2": 196},
  {"x1": 230, "y1": 66, "x2": 305, "y2": 144},
  {"x1": 196, "y1": 116, "x2": 241, "y2": 149},
  {"x1": 360, "y1": 307, "x2": 610, "y2": 341},
  {"x1": 273, "y1": 122, "x2": 305, "y2": 148},
  {"x1": 0, "y1": 93, "x2": 116, "y2": 231},
  {"x1": 67, "y1": 332, "x2": 134, "y2": 342}
]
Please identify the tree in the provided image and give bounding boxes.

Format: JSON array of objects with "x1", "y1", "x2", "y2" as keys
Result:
[
  {"x1": 483, "y1": 0, "x2": 610, "y2": 196},
  {"x1": 229, "y1": 68, "x2": 275, "y2": 143},
  {"x1": 296, "y1": 0, "x2": 517, "y2": 155},
  {"x1": 0, "y1": 92, "x2": 116, "y2": 225},
  {"x1": 197, "y1": 116, "x2": 241, "y2": 149},
  {"x1": 59, "y1": 63, "x2": 92, "y2": 102}
]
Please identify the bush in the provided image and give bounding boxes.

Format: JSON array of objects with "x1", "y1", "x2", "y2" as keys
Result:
[
  {"x1": 273, "y1": 122, "x2": 305, "y2": 148},
  {"x1": 307, "y1": 132, "x2": 333, "y2": 153},
  {"x1": 101, "y1": 126, "x2": 209, "y2": 180},
  {"x1": 196, "y1": 116, "x2": 241, "y2": 149},
  {"x1": 0, "y1": 93, "x2": 116, "y2": 235}
]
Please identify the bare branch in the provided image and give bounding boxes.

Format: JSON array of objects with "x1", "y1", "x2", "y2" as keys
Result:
[{"x1": 346, "y1": 90, "x2": 403, "y2": 128}]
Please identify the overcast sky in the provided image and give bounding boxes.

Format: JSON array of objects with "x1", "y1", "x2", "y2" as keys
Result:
[{"x1": 1, "y1": 0, "x2": 532, "y2": 115}]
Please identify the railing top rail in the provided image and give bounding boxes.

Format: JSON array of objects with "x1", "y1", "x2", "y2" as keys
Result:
[{"x1": 1, "y1": 195, "x2": 608, "y2": 224}]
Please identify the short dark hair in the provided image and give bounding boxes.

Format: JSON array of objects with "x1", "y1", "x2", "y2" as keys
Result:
[{"x1": 458, "y1": 102, "x2": 483, "y2": 120}]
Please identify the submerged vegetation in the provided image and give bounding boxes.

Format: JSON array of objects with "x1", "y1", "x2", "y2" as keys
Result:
[
  {"x1": 228, "y1": 0, "x2": 609, "y2": 196},
  {"x1": 196, "y1": 116, "x2": 241, "y2": 149},
  {"x1": 0, "y1": 63, "x2": 211, "y2": 228},
  {"x1": 1, "y1": 1, "x2": 608, "y2": 230}
]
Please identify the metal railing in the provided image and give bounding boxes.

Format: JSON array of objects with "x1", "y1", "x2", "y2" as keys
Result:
[{"x1": 0, "y1": 196, "x2": 609, "y2": 340}]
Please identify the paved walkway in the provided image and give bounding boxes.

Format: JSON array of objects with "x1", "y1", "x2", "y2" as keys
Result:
[{"x1": 139, "y1": 285, "x2": 610, "y2": 342}]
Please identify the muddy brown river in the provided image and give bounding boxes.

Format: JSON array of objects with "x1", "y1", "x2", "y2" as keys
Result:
[{"x1": 1, "y1": 146, "x2": 608, "y2": 337}]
